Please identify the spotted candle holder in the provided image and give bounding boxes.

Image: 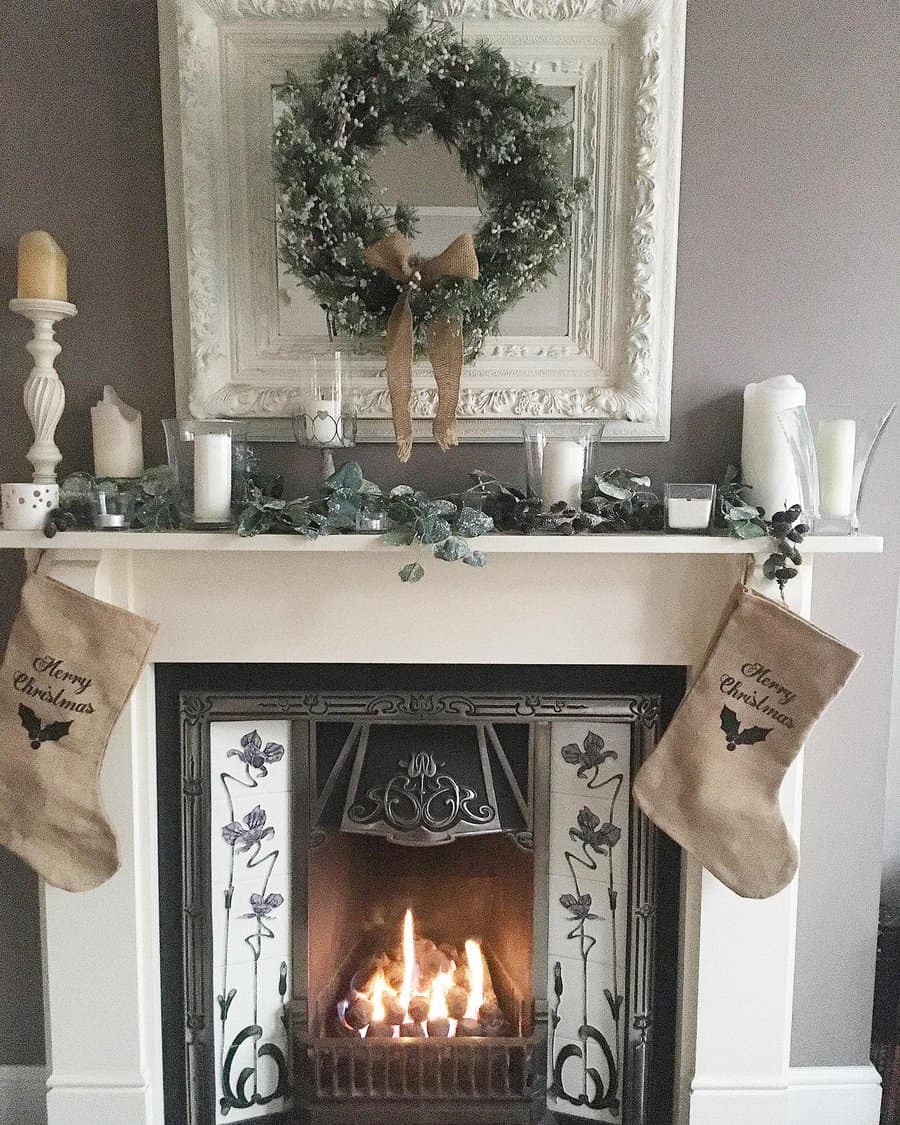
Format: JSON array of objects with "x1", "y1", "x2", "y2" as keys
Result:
[{"x1": 2, "y1": 482, "x2": 59, "y2": 530}]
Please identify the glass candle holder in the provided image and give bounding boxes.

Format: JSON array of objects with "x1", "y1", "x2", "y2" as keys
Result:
[
  {"x1": 162, "y1": 419, "x2": 248, "y2": 529},
  {"x1": 292, "y1": 350, "x2": 357, "y2": 449},
  {"x1": 523, "y1": 422, "x2": 606, "y2": 510},
  {"x1": 90, "y1": 482, "x2": 135, "y2": 530},
  {"x1": 778, "y1": 403, "x2": 895, "y2": 534},
  {"x1": 665, "y1": 483, "x2": 715, "y2": 532}
]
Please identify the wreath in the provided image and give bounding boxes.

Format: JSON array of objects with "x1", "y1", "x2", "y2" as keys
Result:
[{"x1": 273, "y1": 1, "x2": 585, "y2": 459}]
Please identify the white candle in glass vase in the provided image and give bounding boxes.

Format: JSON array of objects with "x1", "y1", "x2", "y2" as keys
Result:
[
  {"x1": 193, "y1": 432, "x2": 233, "y2": 523},
  {"x1": 815, "y1": 419, "x2": 856, "y2": 516},
  {"x1": 309, "y1": 399, "x2": 343, "y2": 446},
  {"x1": 540, "y1": 439, "x2": 585, "y2": 508},
  {"x1": 741, "y1": 375, "x2": 806, "y2": 516}
]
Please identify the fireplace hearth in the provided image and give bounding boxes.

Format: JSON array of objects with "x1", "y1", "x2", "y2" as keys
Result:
[{"x1": 156, "y1": 665, "x2": 682, "y2": 1125}]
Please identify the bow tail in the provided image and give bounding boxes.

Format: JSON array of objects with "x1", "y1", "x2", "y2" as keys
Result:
[
  {"x1": 427, "y1": 317, "x2": 464, "y2": 451},
  {"x1": 384, "y1": 295, "x2": 415, "y2": 462}
]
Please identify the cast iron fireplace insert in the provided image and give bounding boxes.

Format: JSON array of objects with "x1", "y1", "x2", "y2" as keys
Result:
[{"x1": 156, "y1": 664, "x2": 683, "y2": 1125}]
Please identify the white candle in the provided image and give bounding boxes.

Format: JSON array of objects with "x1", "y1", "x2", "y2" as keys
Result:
[
  {"x1": 540, "y1": 439, "x2": 584, "y2": 508},
  {"x1": 815, "y1": 419, "x2": 856, "y2": 517},
  {"x1": 91, "y1": 386, "x2": 144, "y2": 478},
  {"x1": 741, "y1": 375, "x2": 807, "y2": 517},
  {"x1": 193, "y1": 432, "x2": 233, "y2": 523},
  {"x1": 308, "y1": 398, "x2": 343, "y2": 446},
  {"x1": 667, "y1": 497, "x2": 713, "y2": 530}
]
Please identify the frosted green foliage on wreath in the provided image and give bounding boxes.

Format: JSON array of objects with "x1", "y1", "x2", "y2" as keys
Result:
[{"x1": 273, "y1": 0, "x2": 586, "y2": 356}]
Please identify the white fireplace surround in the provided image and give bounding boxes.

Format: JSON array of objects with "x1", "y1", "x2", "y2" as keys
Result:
[{"x1": 0, "y1": 530, "x2": 885, "y2": 1125}]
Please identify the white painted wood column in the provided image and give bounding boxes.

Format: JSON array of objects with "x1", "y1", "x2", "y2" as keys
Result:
[
  {"x1": 688, "y1": 562, "x2": 812, "y2": 1125},
  {"x1": 39, "y1": 552, "x2": 163, "y2": 1125}
]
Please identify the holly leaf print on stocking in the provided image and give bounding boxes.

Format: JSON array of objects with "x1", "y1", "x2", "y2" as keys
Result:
[
  {"x1": 19, "y1": 703, "x2": 73, "y2": 750},
  {"x1": 719, "y1": 705, "x2": 772, "y2": 752}
]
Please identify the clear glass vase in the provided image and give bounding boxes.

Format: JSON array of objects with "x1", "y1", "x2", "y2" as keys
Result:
[
  {"x1": 291, "y1": 350, "x2": 358, "y2": 481},
  {"x1": 778, "y1": 403, "x2": 895, "y2": 534},
  {"x1": 162, "y1": 419, "x2": 248, "y2": 529},
  {"x1": 522, "y1": 421, "x2": 606, "y2": 509}
]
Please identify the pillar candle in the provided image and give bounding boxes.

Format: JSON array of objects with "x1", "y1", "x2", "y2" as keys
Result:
[
  {"x1": 815, "y1": 419, "x2": 856, "y2": 517},
  {"x1": 17, "y1": 231, "x2": 68, "y2": 301},
  {"x1": 308, "y1": 399, "x2": 344, "y2": 446},
  {"x1": 193, "y1": 432, "x2": 233, "y2": 523},
  {"x1": 741, "y1": 375, "x2": 806, "y2": 517},
  {"x1": 91, "y1": 386, "x2": 144, "y2": 478},
  {"x1": 540, "y1": 439, "x2": 585, "y2": 509}
]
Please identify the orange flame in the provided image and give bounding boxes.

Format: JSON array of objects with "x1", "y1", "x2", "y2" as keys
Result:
[
  {"x1": 463, "y1": 939, "x2": 484, "y2": 1020},
  {"x1": 399, "y1": 908, "x2": 415, "y2": 1013}
]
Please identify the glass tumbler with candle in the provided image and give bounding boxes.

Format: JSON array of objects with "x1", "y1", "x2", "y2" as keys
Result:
[
  {"x1": 292, "y1": 350, "x2": 357, "y2": 480},
  {"x1": 162, "y1": 419, "x2": 248, "y2": 529},
  {"x1": 523, "y1": 421, "x2": 606, "y2": 511},
  {"x1": 778, "y1": 403, "x2": 895, "y2": 534},
  {"x1": 665, "y1": 484, "x2": 716, "y2": 532},
  {"x1": 90, "y1": 481, "x2": 135, "y2": 530}
]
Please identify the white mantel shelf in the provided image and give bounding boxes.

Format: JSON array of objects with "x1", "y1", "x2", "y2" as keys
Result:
[{"x1": 0, "y1": 529, "x2": 884, "y2": 554}]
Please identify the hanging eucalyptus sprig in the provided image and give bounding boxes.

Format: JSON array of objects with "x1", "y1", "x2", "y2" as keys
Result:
[{"x1": 718, "y1": 466, "x2": 808, "y2": 594}]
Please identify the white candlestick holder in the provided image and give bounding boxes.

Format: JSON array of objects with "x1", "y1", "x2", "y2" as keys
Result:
[{"x1": 9, "y1": 297, "x2": 78, "y2": 483}]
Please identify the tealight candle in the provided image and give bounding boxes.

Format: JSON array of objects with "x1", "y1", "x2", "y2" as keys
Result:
[{"x1": 17, "y1": 231, "x2": 68, "y2": 301}]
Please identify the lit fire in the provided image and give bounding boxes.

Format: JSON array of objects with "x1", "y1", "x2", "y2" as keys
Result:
[{"x1": 339, "y1": 908, "x2": 504, "y2": 1039}]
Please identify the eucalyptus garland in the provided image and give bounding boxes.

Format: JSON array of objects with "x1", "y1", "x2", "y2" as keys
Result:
[{"x1": 272, "y1": 1, "x2": 585, "y2": 355}]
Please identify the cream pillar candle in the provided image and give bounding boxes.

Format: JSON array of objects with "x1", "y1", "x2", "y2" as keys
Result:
[
  {"x1": 540, "y1": 439, "x2": 584, "y2": 508},
  {"x1": 193, "y1": 432, "x2": 233, "y2": 523},
  {"x1": 741, "y1": 375, "x2": 806, "y2": 517},
  {"x1": 309, "y1": 399, "x2": 344, "y2": 446},
  {"x1": 17, "y1": 231, "x2": 68, "y2": 301},
  {"x1": 815, "y1": 419, "x2": 856, "y2": 517},
  {"x1": 91, "y1": 386, "x2": 144, "y2": 478}
]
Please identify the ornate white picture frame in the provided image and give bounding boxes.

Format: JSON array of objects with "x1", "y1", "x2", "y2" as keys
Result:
[{"x1": 158, "y1": 0, "x2": 685, "y2": 442}]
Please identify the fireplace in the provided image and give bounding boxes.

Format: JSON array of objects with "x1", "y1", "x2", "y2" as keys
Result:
[{"x1": 155, "y1": 664, "x2": 682, "y2": 1125}]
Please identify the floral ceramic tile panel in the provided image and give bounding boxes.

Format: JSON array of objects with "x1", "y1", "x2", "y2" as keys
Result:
[
  {"x1": 210, "y1": 721, "x2": 292, "y2": 1123},
  {"x1": 546, "y1": 723, "x2": 631, "y2": 1122}
]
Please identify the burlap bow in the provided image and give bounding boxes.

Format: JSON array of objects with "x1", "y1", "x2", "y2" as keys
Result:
[{"x1": 364, "y1": 231, "x2": 479, "y2": 462}]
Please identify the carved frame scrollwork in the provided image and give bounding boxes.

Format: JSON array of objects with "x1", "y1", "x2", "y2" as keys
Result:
[{"x1": 157, "y1": 0, "x2": 685, "y2": 441}]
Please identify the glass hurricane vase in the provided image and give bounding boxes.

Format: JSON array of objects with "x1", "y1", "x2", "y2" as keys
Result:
[
  {"x1": 523, "y1": 421, "x2": 606, "y2": 510},
  {"x1": 778, "y1": 403, "x2": 895, "y2": 534}
]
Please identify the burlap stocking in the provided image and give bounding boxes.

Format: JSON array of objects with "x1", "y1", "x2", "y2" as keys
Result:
[
  {"x1": 0, "y1": 574, "x2": 157, "y2": 891},
  {"x1": 632, "y1": 583, "x2": 860, "y2": 898}
]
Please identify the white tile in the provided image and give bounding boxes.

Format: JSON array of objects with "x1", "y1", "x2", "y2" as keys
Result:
[
  {"x1": 546, "y1": 953, "x2": 624, "y2": 1043},
  {"x1": 545, "y1": 1033, "x2": 624, "y2": 1121},
  {"x1": 210, "y1": 720, "x2": 293, "y2": 796}
]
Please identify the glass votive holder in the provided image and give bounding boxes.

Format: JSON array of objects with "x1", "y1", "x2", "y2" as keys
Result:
[
  {"x1": 664, "y1": 483, "x2": 715, "y2": 532},
  {"x1": 291, "y1": 350, "x2": 357, "y2": 450},
  {"x1": 162, "y1": 419, "x2": 248, "y2": 529},
  {"x1": 91, "y1": 483, "x2": 135, "y2": 530},
  {"x1": 779, "y1": 403, "x2": 895, "y2": 534},
  {"x1": 522, "y1": 421, "x2": 606, "y2": 510}
]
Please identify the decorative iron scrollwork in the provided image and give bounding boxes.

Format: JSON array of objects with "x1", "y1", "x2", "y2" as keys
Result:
[{"x1": 348, "y1": 751, "x2": 495, "y2": 834}]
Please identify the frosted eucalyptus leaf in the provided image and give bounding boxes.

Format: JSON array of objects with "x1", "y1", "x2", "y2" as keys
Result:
[
  {"x1": 594, "y1": 480, "x2": 632, "y2": 501},
  {"x1": 463, "y1": 550, "x2": 487, "y2": 568},
  {"x1": 426, "y1": 499, "x2": 458, "y2": 517},
  {"x1": 433, "y1": 536, "x2": 471, "y2": 562},
  {"x1": 382, "y1": 527, "x2": 415, "y2": 546},
  {"x1": 399, "y1": 562, "x2": 425, "y2": 583},
  {"x1": 390, "y1": 484, "x2": 415, "y2": 498},
  {"x1": 326, "y1": 461, "x2": 364, "y2": 491},
  {"x1": 454, "y1": 506, "x2": 494, "y2": 537},
  {"x1": 732, "y1": 519, "x2": 767, "y2": 539},
  {"x1": 420, "y1": 514, "x2": 452, "y2": 544}
]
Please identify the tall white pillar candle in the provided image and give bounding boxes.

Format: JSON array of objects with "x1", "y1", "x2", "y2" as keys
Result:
[
  {"x1": 91, "y1": 386, "x2": 144, "y2": 478},
  {"x1": 540, "y1": 439, "x2": 584, "y2": 509},
  {"x1": 741, "y1": 375, "x2": 806, "y2": 517},
  {"x1": 193, "y1": 432, "x2": 232, "y2": 523},
  {"x1": 815, "y1": 419, "x2": 856, "y2": 516}
]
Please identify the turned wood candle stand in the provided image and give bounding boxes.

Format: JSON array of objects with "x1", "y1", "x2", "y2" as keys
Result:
[{"x1": 8, "y1": 297, "x2": 77, "y2": 484}]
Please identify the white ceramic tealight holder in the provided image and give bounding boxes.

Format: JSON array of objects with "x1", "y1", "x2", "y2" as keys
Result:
[
  {"x1": 2, "y1": 482, "x2": 59, "y2": 530},
  {"x1": 9, "y1": 297, "x2": 78, "y2": 484}
]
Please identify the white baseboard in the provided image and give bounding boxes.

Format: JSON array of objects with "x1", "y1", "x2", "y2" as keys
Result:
[
  {"x1": 788, "y1": 1065, "x2": 882, "y2": 1125},
  {"x1": 0, "y1": 1065, "x2": 48, "y2": 1125},
  {"x1": 690, "y1": 1065, "x2": 882, "y2": 1124}
]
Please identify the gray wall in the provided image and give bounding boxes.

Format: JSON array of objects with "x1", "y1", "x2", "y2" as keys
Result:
[{"x1": 0, "y1": 0, "x2": 897, "y2": 1075}]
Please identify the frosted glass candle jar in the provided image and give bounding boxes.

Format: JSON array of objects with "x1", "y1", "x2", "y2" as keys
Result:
[
  {"x1": 162, "y1": 419, "x2": 248, "y2": 528},
  {"x1": 523, "y1": 422, "x2": 606, "y2": 510},
  {"x1": 665, "y1": 483, "x2": 715, "y2": 532}
]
